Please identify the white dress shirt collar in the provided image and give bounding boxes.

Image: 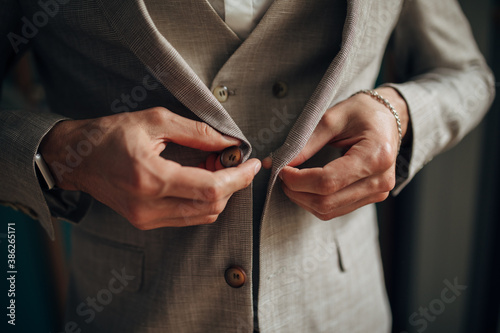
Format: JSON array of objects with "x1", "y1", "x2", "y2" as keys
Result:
[{"x1": 208, "y1": 0, "x2": 275, "y2": 40}]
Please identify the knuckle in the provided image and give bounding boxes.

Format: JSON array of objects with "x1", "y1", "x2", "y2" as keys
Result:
[
  {"x1": 195, "y1": 121, "x2": 214, "y2": 138},
  {"x1": 371, "y1": 173, "x2": 395, "y2": 193},
  {"x1": 208, "y1": 215, "x2": 219, "y2": 223},
  {"x1": 134, "y1": 223, "x2": 151, "y2": 231},
  {"x1": 148, "y1": 107, "x2": 168, "y2": 122},
  {"x1": 312, "y1": 198, "x2": 333, "y2": 215},
  {"x1": 126, "y1": 206, "x2": 150, "y2": 230},
  {"x1": 381, "y1": 173, "x2": 396, "y2": 192},
  {"x1": 203, "y1": 182, "x2": 224, "y2": 201},
  {"x1": 373, "y1": 142, "x2": 396, "y2": 171},
  {"x1": 373, "y1": 192, "x2": 390, "y2": 203},
  {"x1": 200, "y1": 215, "x2": 219, "y2": 224},
  {"x1": 318, "y1": 175, "x2": 336, "y2": 195},
  {"x1": 315, "y1": 212, "x2": 332, "y2": 221},
  {"x1": 320, "y1": 109, "x2": 335, "y2": 129},
  {"x1": 208, "y1": 201, "x2": 226, "y2": 215}
]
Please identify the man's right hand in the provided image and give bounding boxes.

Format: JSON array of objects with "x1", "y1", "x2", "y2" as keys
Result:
[{"x1": 39, "y1": 107, "x2": 261, "y2": 229}]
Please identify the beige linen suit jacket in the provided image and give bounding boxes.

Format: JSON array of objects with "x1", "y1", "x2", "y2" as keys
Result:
[{"x1": 0, "y1": 0, "x2": 495, "y2": 332}]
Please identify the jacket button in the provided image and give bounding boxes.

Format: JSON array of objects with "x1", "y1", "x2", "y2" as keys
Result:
[
  {"x1": 220, "y1": 146, "x2": 242, "y2": 168},
  {"x1": 225, "y1": 265, "x2": 246, "y2": 288},
  {"x1": 272, "y1": 81, "x2": 288, "y2": 98},
  {"x1": 213, "y1": 85, "x2": 229, "y2": 102}
]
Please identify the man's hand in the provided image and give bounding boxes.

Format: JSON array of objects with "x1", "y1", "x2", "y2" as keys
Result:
[
  {"x1": 39, "y1": 107, "x2": 261, "y2": 229},
  {"x1": 265, "y1": 87, "x2": 410, "y2": 220}
]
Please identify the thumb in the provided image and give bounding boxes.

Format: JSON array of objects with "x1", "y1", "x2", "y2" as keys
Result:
[{"x1": 161, "y1": 111, "x2": 240, "y2": 151}]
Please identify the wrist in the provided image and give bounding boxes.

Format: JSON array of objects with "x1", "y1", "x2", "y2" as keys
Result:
[
  {"x1": 38, "y1": 119, "x2": 88, "y2": 191},
  {"x1": 374, "y1": 87, "x2": 410, "y2": 139}
]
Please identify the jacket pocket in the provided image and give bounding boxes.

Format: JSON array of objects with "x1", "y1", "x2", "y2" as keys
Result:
[{"x1": 332, "y1": 204, "x2": 379, "y2": 272}]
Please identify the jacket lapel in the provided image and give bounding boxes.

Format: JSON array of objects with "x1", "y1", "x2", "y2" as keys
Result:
[
  {"x1": 262, "y1": 0, "x2": 374, "y2": 214},
  {"x1": 96, "y1": 0, "x2": 253, "y2": 158},
  {"x1": 97, "y1": 0, "x2": 373, "y2": 205},
  {"x1": 270, "y1": 0, "x2": 371, "y2": 170}
]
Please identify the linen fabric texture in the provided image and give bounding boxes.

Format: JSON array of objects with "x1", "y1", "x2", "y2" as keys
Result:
[{"x1": 0, "y1": 0, "x2": 495, "y2": 332}]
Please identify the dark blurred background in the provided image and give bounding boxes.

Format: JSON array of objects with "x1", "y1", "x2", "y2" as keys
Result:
[
  {"x1": 0, "y1": 0, "x2": 499, "y2": 332},
  {"x1": 379, "y1": 0, "x2": 500, "y2": 332}
]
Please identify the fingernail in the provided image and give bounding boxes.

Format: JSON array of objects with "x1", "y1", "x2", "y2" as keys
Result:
[{"x1": 254, "y1": 161, "x2": 262, "y2": 175}]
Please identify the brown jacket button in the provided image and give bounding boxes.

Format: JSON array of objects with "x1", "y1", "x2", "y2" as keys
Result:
[
  {"x1": 220, "y1": 146, "x2": 242, "y2": 168},
  {"x1": 225, "y1": 265, "x2": 246, "y2": 288}
]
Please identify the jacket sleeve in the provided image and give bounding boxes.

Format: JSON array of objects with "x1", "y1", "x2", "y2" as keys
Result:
[
  {"x1": 0, "y1": 1, "x2": 90, "y2": 240},
  {"x1": 386, "y1": 0, "x2": 496, "y2": 194}
]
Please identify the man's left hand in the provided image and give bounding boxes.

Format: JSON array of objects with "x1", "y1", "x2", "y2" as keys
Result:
[{"x1": 265, "y1": 87, "x2": 410, "y2": 220}]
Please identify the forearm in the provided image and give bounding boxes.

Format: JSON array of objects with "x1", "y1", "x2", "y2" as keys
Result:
[{"x1": 386, "y1": 0, "x2": 495, "y2": 194}]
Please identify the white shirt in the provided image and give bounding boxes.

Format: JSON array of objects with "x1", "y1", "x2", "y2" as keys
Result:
[{"x1": 208, "y1": 0, "x2": 275, "y2": 40}]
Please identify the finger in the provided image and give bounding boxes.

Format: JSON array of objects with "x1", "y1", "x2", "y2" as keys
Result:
[
  {"x1": 134, "y1": 194, "x2": 232, "y2": 220},
  {"x1": 159, "y1": 214, "x2": 220, "y2": 227},
  {"x1": 314, "y1": 193, "x2": 388, "y2": 220},
  {"x1": 279, "y1": 166, "x2": 324, "y2": 194},
  {"x1": 281, "y1": 172, "x2": 394, "y2": 214},
  {"x1": 285, "y1": 189, "x2": 389, "y2": 221},
  {"x1": 133, "y1": 214, "x2": 221, "y2": 229},
  {"x1": 205, "y1": 153, "x2": 217, "y2": 172},
  {"x1": 154, "y1": 157, "x2": 261, "y2": 200},
  {"x1": 279, "y1": 147, "x2": 379, "y2": 194},
  {"x1": 155, "y1": 109, "x2": 241, "y2": 151}
]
